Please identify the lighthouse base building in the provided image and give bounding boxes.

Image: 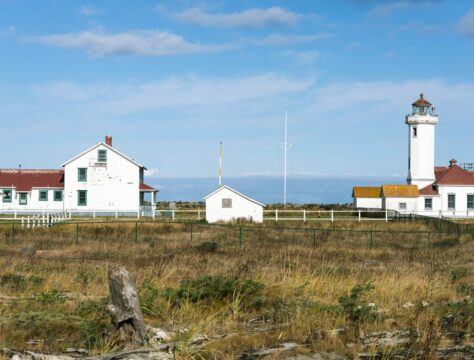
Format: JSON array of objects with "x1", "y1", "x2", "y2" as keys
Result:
[{"x1": 353, "y1": 94, "x2": 474, "y2": 218}]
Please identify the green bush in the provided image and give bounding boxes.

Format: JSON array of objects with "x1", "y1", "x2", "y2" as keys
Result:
[
  {"x1": 165, "y1": 275, "x2": 263, "y2": 304},
  {"x1": 432, "y1": 238, "x2": 460, "y2": 249},
  {"x1": 338, "y1": 283, "x2": 377, "y2": 323},
  {"x1": 196, "y1": 241, "x2": 219, "y2": 253},
  {"x1": 451, "y1": 267, "x2": 469, "y2": 283},
  {"x1": 34, "y1": 289, "x2": 68, "y2": 304},
  {"x1": 0, "y1": 273, "x2": 28, "y2": 291}
]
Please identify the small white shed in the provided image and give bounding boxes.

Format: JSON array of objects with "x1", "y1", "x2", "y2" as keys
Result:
[{"x1": 203, "y1": 185, "x2": 265, "y2": 223}]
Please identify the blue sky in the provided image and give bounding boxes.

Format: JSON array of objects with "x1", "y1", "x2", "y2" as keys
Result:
[{"x1": 1, "y1": 0, "x2": 474, "y2": 182}]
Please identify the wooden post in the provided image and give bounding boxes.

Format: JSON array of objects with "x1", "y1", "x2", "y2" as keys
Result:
[
  {"x1": 107, "y1": 268, "x2": 147, "y2": 347},
  {"x1": 135, "y1": 222, "x2": 138, "y2": 243},
  {"x1": 239, "y1": 226, "x2": 243, "y2": 249},
  {"x1": 303, "y1": 209, "x2": 306, "y2": 222},
  {"x1": 385, "y1": 209, "x2": 388, "y2": 222},
  {"x1": 275, "y1": 209, "x2": 278, "y2": 222},
  {"x1": 198, "y1": 209, "x2": 201, "y2": 220},
  {"x1": 358, "y1": 210, "x2": 361, "y2": 222},
  {"x1": 331, "y1": 210, "x2": 334, "y2": 222},
  {"x1": 172, "y1": 210, "x2": 175, "y2": 220}
]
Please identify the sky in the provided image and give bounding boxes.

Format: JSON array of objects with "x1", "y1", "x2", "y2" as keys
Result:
[{"x1": 1, "y1": 0, "x2": 474, "y2": 186}]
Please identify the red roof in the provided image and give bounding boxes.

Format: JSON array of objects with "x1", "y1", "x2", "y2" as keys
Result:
[
  {"x1": 436, "y1": 164, "x2": 474, "y2": 185},
  {"x1": 419, "y1": 184, "x2": 439, "y2": 196},
  {"x1": 0, "y1": 170, "x2": 64, "y2": 192},
  {"x1": 412, "y1": 93, "x2": 432, "y2": 107},
  {"x1": 434, "y1": 166, "x2": 449, "y2": 181},
  {"x1": 139, "y1": 182, "x2": 156, "y2": 191}
]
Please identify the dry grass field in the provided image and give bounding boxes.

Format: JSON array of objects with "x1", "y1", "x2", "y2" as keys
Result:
[{"x1": 0, "y1": 220, "x2": 473, "y2": 359}]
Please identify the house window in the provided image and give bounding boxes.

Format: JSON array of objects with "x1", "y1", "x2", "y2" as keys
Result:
[
  {"x1": 19, "y1": 193, "x2": 27, "y2": 205},
  {"x1": 424, "y1": 198, "x2": 433, "y2": 210},
  {"x1": 97, "y1": 149, "x2": 107, "y2": 162},
  {"x1": 399, "y1": 202, "x2": 407, "y2": 210},
  {"x1": 78, "y1": 168, "x2": 87, "y2": 182},
  {"x1": 467, "y1": 194, "x2": 474, "y2": 210},
  {"x1": 222, "y1": 198, "x2": 232, "y2": 208},
  {"x1": 448, "y1": 194, "x2": 456, "y2": 210},
  {"x1": 2, "y1": 189, "x2": 12, "y2": 203},
  {"x1": 54, "y1": 190, "x2": 63, "y2": 202},
  {"x1": 39, "y1": 190, "x2": 48, "y2": 201},
  {"x1": 412, "y1": 126, "x2": 417, "y2": 138},
  {"x1": 78, "y1": 190, "x2": 87, "y2": 206}
]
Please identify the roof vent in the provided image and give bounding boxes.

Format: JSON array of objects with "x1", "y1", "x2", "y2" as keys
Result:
[{"x1": 449, "y1": 159, "x2": 458, "y2": 167}]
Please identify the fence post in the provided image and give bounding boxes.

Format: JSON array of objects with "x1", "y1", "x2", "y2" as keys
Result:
[
  {"x1": 303, "y1": 209, "x2": 306, "y2": 222},
  {"x1": 275, "y1": 209, "x2": 278, "y2": 222},
  {"x1": 239, "y1": 226, "x2": 243, "y2": 249},
  {"x1": 135, "y1": 222, "x2": 138, "y2": 243},
  {"x1": 331, "y1": 210, "x2": 334, "y2": 222},
  {"x1": 14, "y1": 211, "x2": 17, "y2": 219},
  {"x1": 198, "y1": 209, "x2": 201, "y2": 220},
  {"x1": 76, "y1": 223, "x2": 79, "y2": 244},
  {"x1": 172, "y1": 210, "x2": 175, "y2": 220},
  {"x1": 385, "y1": 209, "x2": 388, "y2": 223}
]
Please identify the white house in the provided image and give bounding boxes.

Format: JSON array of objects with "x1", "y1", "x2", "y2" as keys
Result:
[
  {"x1": 353, "y1": 94, "x2": 474, "y2": 218},
  {"x1": 0, "y1": 136, "x2": 157, "y2": 215},
  {"x1": 204, "y1": 185, "x2": 265, "y2": 223}
]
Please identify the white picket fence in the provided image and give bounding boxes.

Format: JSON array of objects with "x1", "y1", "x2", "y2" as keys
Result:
[{"x1": 20, "y1": 211, "x2": 70, "y2": 229}]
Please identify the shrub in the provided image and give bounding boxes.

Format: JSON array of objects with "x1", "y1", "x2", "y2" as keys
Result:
[
  {"x1": 450, "y1": 267, "x2": 469, "y2": 283},
  {"x1": 338, "y1": 283, "x2": 377, "y2": 323},
  {"x1": 34, "y1": 289, "x2": 68, "y2": 304},
  {"x1": 432, "y1": 238, "x2": 460, "y2": 249},
  {"x1": 165, "y1": 275, "x2": 263, "y2": 304},
  {"x1": 0, "y1": 273, "x2": 28, "y2": 291},
  {"x1": 196, "y1": 241, "x2": 219, "y2": 253}
]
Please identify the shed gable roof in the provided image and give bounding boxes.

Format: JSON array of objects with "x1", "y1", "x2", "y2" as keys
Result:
[
  {"x1": 61, "y1": 142, "x2": 145, "y2": 169},
  {"x1": 352, "y1": 186, "x2": 381, "y2": 198},
  {"x1": 203, "y1": 185, "x2": 265, "y2": 207},
  {"x1": 381, "y1": 185, "x2": 419, "y2": 198}
]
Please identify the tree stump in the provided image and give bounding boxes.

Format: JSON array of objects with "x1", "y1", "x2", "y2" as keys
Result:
[{"x1": 107, "y1": 267, "x2": 147, "y2": 348}]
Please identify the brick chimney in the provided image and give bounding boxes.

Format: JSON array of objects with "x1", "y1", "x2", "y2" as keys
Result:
[{"x1": 105, "y1": 135, "x2": 112, "y2": 147}]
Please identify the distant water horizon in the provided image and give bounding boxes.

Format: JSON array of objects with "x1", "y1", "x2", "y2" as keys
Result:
[{"x1": 148, "y1": 175, "x2": 405, "y2": 204}]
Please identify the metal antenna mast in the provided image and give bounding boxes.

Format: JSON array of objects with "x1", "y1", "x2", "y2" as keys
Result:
[
  {"x1": 218, "y1": 142, "x2": 223, "y2": 187},
  {"x1": 278, "y1": 111, "x2": 293, "y2": 205}
]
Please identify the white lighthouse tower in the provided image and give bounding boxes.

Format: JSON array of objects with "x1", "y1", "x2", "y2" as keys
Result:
[{"x1": 406, "y1": 93, "x2": 438, "y2": 189}]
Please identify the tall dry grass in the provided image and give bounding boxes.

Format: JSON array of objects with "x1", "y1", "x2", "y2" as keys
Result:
[{"x1": 0, "y1": 221, "x2": 472, "y2": 358}]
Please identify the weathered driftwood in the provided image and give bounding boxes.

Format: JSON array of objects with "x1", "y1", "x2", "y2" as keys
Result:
[{"x1": 106, "y1": 267, "x2": 147, "y2": 347}]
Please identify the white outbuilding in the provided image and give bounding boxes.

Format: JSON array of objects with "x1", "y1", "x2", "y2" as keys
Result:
[{"x1": 203, "y1": 185, "x2": 265, "y2": 223}]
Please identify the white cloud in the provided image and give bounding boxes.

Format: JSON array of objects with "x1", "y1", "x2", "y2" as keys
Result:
[
  {"x1": 0, "y1": 26, "x2": 15, "y2": 38},
  {"x1": 173, "y1": 7, "x2": 300, "y2": 28},
  {"x1": 25, "y1": 30, "x2": 228, "y2": 57},
  {"x1": 30, "y1": 73, "x2": 315, "y2": 114},
  {"x1": 145, "y1": 168, "x2": 159, "y2": 177},
  {"x1": 458, "y1": 10, "x2": 474, "y2": 37},
  {"x1": 368, "y1": 1, "x2": 411, "y2": 17},
  {"x1": 255, "y1": 33, "x2": 331, "y2": 46},
  {"x1": 80, "y1": 5, "x2": 100, "y2": 17}
]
